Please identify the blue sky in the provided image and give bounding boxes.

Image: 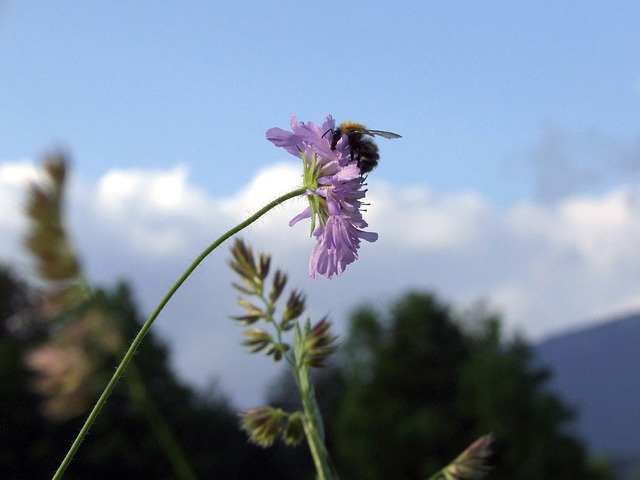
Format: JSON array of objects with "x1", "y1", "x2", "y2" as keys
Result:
[
  {"x1": 2, "y1": 1, "x2": 638, "y2": 203},
  {"x1": 1, "y1": 2, "x2": 640, "y2": 405}
]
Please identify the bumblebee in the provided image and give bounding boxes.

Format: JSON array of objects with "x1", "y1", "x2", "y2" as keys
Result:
[{"x1": 330, "y1": 121, "x2": 401, "y2": 174}]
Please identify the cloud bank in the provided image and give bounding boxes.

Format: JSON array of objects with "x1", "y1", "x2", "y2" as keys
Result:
[{"x1": 2, "y1": 159, "x2": 640, "y2": 406}]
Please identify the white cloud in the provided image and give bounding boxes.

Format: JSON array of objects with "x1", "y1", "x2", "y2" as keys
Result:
[
  {"x1": 0, "y1": 161, "x2": 47, "y2": 271},
  {"x1": 369, "y1": 184, "x2": 488, "y2": 250},
  {"x1": 3, "y1": 159, "x2": 640, "y2": 406},
  {"x1": 90, "y1": 165, "x2": 219, "y2": 257},
  {"x1": 0, "y1": 160, "x2": 42, "y2": 227}
]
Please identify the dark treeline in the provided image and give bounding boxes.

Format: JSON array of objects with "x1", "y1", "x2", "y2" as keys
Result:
[
  {"x1": 269, "y1": 292, "x2": 613, "y2": 480},
  {"x1": 0, "y1": 266, "x2": 297, "y2": 479},
  {"x1": 0, "y1": 267, "x2": 613, "y2": 479}
]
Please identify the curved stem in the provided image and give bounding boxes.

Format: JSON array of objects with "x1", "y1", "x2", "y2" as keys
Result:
[{"x1": 52, "y1": 187, "x2": 306, "y2": 480}]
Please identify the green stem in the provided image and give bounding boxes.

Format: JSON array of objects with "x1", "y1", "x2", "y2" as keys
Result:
[
  {"x1": 293, "y1": 322, "x2": 337, "y2": 480},
  {"x1": 52, "y1": 187, "x2": 306, "y2": 480},
  {"x1": 262, "y1": 294, "x2": 296, "y2": 370},
  {"x1": 299, "y1": 378, "x2": 333, "y2": 480}
]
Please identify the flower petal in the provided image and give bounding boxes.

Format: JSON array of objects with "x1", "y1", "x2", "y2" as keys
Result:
[
  {"x1": 267, "y1": 115, "x2": 378, "y2": 279},
  {"x1": 265, "y1": 127, "x2": 303, "y2": 157}
]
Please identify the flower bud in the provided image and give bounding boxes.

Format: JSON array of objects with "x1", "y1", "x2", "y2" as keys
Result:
[
  {"x1": 439, "y1": 433, "x2": 494, "y2": 479},
  {"x1": 303, "y1": 318, "x2": 337, "y2": 368},
  {"x1": 282, "y1": 290, "x2": 306, "y2": 326},
  {"x1": 283, "y1": 411, "x2": 305, "y2": 446},
  {"x1": 269, "y1": 269, "x2": 287, "y2": 303},
  {"x1": 241, "y1": 328, "x2": 272, "y2": 354},
  {"x1": 240, "y1": 407, "x2": 285, "y2": 448}
]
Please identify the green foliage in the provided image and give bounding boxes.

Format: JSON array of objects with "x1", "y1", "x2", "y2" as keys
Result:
[
  {"x1": 334, "y1": 293, "x2": 470, "y2": 479},
  {"x1": 0, "y1": 267, "x2": 50, "y2": 479},
  {"x1": 457, "y1": 317, "x2": 605, "y2": 480},
  {"x1": 331, "y1": 291, "x2": 612, "y2": 480}
]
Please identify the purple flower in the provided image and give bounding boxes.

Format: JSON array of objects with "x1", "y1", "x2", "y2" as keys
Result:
[{"x1": 266, "y1": 115, "x2": 378, "y2": 279}]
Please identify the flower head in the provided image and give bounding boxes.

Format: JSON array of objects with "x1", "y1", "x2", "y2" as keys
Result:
[
  {"x1": 438, "y1": 434, "x2": 495, "y2": 480},
  {"x1": 266, "y1": 115, "x2": 378, "y2": 279},
  {"x1": 239, "y1": 406, "x2": 286, "y2": 447}
]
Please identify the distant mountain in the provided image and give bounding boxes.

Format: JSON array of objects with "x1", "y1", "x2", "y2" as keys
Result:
[{"x1": 534, "y1": 313, "x2": 640, "y2": 459}]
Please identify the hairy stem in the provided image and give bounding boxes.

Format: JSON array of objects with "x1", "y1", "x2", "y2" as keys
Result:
[{"x1": 52, "y1": 187, "x2": 306, "y2": 480}]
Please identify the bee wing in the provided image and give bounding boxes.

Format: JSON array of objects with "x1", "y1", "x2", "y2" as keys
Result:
[{"x1": 365, "y1": 129, "x2": 402, "y2": 139}]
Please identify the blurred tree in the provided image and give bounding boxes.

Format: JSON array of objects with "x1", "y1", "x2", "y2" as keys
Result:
[
  {"x1": 0, "y1": 266, "x2": 50, "y2": 479},
  {"x1": 330, "y1": 291, "x2": 612, "y2": 480},
  {"x1": 333, "y1": 292, "x2": 470, "y2": 479},
  {"x1": 457, "y1": 314, "x2": 607, "y2": 480},
  {"x1": 0, "y1": 267, "x2": 299, "y2": 479}
]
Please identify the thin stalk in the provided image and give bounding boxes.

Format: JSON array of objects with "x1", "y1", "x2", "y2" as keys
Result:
[
  {"x1": 299, "y1": 378, "x2": 333, "y2": 480},
  {"x1": 52, "y1": 187, "x2": 306, "y2": 480},
  {"x1": 293, "y1": 322, "x2": 337, "y2": 480}
]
